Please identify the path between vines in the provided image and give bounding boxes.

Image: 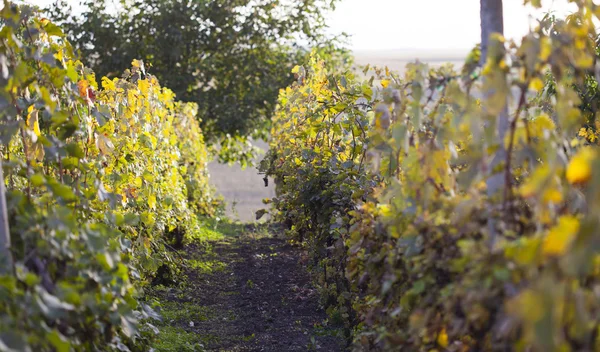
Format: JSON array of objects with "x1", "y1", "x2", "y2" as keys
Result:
[{"x1": 151, "y1": 223, "x2": 345, "y2": 352}]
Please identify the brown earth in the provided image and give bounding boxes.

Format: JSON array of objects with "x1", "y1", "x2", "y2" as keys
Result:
[{"x1": 152, "y1": 224, "x2": 346, "y2": 352}]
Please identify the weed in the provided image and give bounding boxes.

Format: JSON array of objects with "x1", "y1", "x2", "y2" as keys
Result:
[
  {"x1": 187, "y1": 259, "x2": 227, "y2": 274},
  {"x1": 153, "y1": 326, "x2": 205, "y2": 352},
  {"x1": 157, "y1": 302, "x2": 214, "y2": 325}
]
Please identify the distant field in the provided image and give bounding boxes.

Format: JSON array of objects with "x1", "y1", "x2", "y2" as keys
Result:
[
  {"x1": 208, "y1": 49, "x2": 469, "y2": 222},
  {"x1": 352, "y1": 48, "x2": 468, "y2": 76},
  {"x1": 207, "y1": 140, "x2": 275, "y2": 222}
]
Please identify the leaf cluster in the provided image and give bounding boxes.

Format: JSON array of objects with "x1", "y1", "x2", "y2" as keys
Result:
[
  {"x1": 263, "y1": 2, "x2": 600, "y2": 351},
  {"x1": 0, "y1": 4, "x2": 217, "y2": 350}
]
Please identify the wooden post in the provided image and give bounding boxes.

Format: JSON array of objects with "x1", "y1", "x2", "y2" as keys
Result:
[
  {"x1": 480, "y1": 0, "x2": 504, "y2": 66},
  {"x1": 0, "y1": 158, "x2": 13, "y2": 275},
  {"x1": 481, "y1": 0, "x2": 508, "y2": 250},
  {"x1": 480, "y1": 0, "x2": 508, "y2": 139}
]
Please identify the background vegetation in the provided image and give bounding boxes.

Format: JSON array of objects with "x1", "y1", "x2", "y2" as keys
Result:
[{"x1": 45, "y1": 0, "x2": 351, "y2": 166}]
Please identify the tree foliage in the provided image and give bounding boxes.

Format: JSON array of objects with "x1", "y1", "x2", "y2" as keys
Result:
[
  {"x1": 262, "y1": 1, "x2": 600, "y2": 350},
  {"x1": 45, "y1": 0, "x2": 350, "y2": 165},
  {"x1": 0, "y1": 3, "x2": 217, "y2": 350}
]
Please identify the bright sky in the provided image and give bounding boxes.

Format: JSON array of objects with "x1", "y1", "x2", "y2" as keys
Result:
[
  {"x1": 32, "y1": 0, "x2": 578, "y2": 50},
  {"x1": 327, "y1": 0, "x2": 577, "y2": 50}
]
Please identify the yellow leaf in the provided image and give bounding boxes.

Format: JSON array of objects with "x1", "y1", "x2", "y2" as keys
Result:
[
  {"x1": 148, "y1": 194, "x2": 157, "y2": 210},
  {"x1": 85, "y1": 73, "x2": 98, "y2": 90},
  {"x1": 119, "y1": 189, "x2": 128, "y2": 206},
  {"x1": 26, "y1": 106, "x2": 41, "y2": 137},
  {"x1": 518, "y1": 165, "x2": 550, "y2": 198},
  {"x1": 530, "y1": 113, "x2": 555, "y2": 138},
  {"x1": 381, "y1": 79, "x2": 391, "y2": 88},
  {"x1": 101, "y1": 77, "x2": 116, "y2": 91},
  {"x1": 570, "y1": 138, "x2": 581, "y2": 147},
  {"x1": 437, "y1": 327, "x2": 448, "y2": 348},
  {"x1": 566, "y1": 147, "x2": 595, "y2": 185},
  {"x1": 543, "y1": 215, "x2": 580, "y2": 256},
  {"x1": 505, "y1": 237, "x2": 542, "y2": 265},
  {"x1": 377, "y1": 204, "x2": 393, "y2": 218},
  {"x1": 529, "y1": 77, "x2": 544, "y2": 92},
  {"x1": 538, "y1": 37, "x2": 551, "y2": 62},
  {"x1": 576, "y1": 53, "x2": 594, "y2": 69},
  {"x1": 541, "y1": 188, "x2": 563, "y2": 204},
  {"x1": 138, "y1": 79, "x2": 150, "y2": 95},
  {"x1": 507, "y1": 289, "x2": 544, "y2": 323}
]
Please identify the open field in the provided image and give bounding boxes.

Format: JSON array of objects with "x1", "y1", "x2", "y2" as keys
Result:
[
  {"x1": 208, "y1": 49, "x2": 468, "y2": 222},
  {"x1": 352, "y1": 48, "x2": 468, "y2": 76},
  {"x1": 208, "y1": 140, "x2": 276, "y2": 222}
]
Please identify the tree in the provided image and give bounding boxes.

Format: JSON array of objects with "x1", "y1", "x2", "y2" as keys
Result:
[{"x1": 46, "y1": 0, "x2": 348, "y2": 163}]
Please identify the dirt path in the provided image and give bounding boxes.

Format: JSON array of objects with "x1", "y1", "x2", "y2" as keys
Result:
[{"x1": 150, "y1": 224, "x2": 346, "y2": 352}]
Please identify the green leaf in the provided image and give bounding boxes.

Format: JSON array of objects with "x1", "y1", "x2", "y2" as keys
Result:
[
  {"x1": 47, "y1": 180, "x2": 77, "y2": 202},
  {"x1": 47, "y1": 330, "x2": 70, "y2": 352},
  {"x1": 65, "y1": 64, "x2": 78, "y2": 82},
  {"x1": 42, "y1": 23, "x2": 64, "y2": 37},
  {"x1": 36, "y1": 289, "x2": 75, "y2": 320},
  {"x1": 30, "y1": 173, "x2": 45, "y2": 187},
  {"x1": 66, "y1": 143, "x2": 84, "y2": 159}
]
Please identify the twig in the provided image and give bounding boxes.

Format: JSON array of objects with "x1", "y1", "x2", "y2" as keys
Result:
[{"x1": 503, "y1": 85, "x2": 528, "y2": 210}]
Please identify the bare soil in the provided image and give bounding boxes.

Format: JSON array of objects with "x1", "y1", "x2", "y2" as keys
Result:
[{"x1": 153, "y1": 225, "x2": 346, "y2": 352}]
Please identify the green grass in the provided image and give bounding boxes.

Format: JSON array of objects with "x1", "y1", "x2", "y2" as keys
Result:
[
  {"x1": 186, "y1": 217, "x2": 249, "y2": 243},
  {"x1": 149, "y1": 218, "x2": 242, "y2": 352},
  {"x1": 187, "y1": 258, "x2": 227, "y2": 274},
  {"x1": 152, "y1": 302, "x2": 218, "y2": 351},
  {"x1": 153, "y1": 326, "x2": 206, "y2": 352},
  {"x1": 150, "y1": 216, "x2": 274, "y2": 351},
  {"x1": 157, "y1": 301, "x2": 214, "y2": 325}
]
